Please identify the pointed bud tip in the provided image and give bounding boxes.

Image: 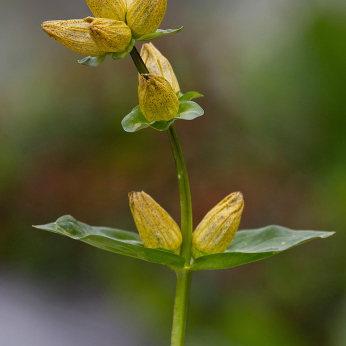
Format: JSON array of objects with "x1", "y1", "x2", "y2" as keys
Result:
[
  {"x1": 41, "y1": 21, "x2": 51, "y2": 32},
  {"x1": 128, "y1": 191, "x2": 146, "y2": 199},
  {"x1": 235, "y1": 191, "x2": 243, "y2": 200}
]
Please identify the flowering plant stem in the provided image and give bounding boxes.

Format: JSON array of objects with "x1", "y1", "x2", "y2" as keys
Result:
[
  {"x1": 130, "y1": 46, "x2": 193, "y2": 346},
  {"x1": 171, "y1": 269, "x2": 193, "y2": 346}
]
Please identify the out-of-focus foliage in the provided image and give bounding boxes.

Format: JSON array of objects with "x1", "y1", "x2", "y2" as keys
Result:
[{"x1": 0, "y1": 0, "x2": 345, "y2": 345}]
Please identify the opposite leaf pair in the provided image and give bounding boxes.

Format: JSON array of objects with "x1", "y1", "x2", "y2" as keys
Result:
[{"x1": 129, "y1": 191, "x2": 245, "y2": 258}]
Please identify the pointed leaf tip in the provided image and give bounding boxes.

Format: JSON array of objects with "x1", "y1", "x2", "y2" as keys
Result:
[
  {"x1": 34, "y1": 215, "x2": 185, "y2": 269},
  {"x1": 190, "y1": 225, "x2": 335, "y2": 271}
]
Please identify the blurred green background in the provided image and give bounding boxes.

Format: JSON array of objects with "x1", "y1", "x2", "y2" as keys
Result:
[{"x1": 1, "y1": 0, "x2": 345, "y2": 345}]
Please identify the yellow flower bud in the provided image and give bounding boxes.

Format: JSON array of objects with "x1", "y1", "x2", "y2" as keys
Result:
[
  {"x1": 85, "y1": 0, "x2": 127, "y2": 22},
  {"x1": 129, "y1": 191, "x2": 182, "y2": 254},
  {"x1": 192, "y1": 192, "x2": 244, "y2": 256},
  {"x1": 127, "y1": 0, "x2": 167, "y2": 38},
  {"x1": 140, "y1": 43, "x2": 180, "y2": 95},
  {"x1": 138, "y1": 74, "x2": 179, "y2": 122},
  {"x1": 41, "y1": 20, "x2": 106, "y2": 56},
  {"x1": 87, "y1": 18, "x2": 132, "y2": 53}
]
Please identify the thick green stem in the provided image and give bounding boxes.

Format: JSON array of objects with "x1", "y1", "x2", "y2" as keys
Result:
[
  {"x1": 171, "y1": 270, "x2": 192, "y2": 346},
  {"x1": 167, "y1": 124, "x2": 193, "y2": 346},
  {"x1": 129, "y1": 45, "x2": 193, "y2": 346},
  {"x1": 130, "y1": 46, "x2": 149, "y2": 74},
  {"x1": 167, "y1": 124, "x2": 193, "y2": 264}
]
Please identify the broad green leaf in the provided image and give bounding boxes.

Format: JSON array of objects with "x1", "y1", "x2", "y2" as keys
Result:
[
  {"x1": 179, "y1": 92, "x2": 204, "y2": 102},
  {"x1": 78, "y1": 54, "x2": 109, "y2": 67},
  {"x1": 34, "y1": 215, "x2": 185, "y2": 269},
  {"x1": 135, "y1": 27, "x2": 183, "y2": 41},
  {"x1": 112, "y1": 38, "x2": 136, "y2": 60},
  {"x1": 121, "y1": 105, "x2": 150, "y2": 132},
  {"x1": 190, "y1": 225, "x2": 335, "y2": 271},
  {"x1": 176, "y1": 101, "x2": 204, "y2": 120}
]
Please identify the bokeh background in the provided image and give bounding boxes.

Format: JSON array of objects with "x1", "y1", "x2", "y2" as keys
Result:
[{"x1": 1, "y1": 0, "x2": 345, "y2": 345}]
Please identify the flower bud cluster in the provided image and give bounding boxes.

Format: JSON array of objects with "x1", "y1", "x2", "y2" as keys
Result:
[{"x1": 42, "y1": 0, "x2": 168, "y2": 56}]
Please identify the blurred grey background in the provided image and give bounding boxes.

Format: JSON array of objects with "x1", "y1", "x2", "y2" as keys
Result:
[{"x1": 1, "y1": 0, "x2": 346, "y2": 345}]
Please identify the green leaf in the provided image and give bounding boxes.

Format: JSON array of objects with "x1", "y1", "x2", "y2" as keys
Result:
[
  {"x1": 176, "y1": 101, "x2": 204, "y2": 120},
  {"x1": 190, "y1": 225, "x2": 335, "y2": 271},
  {"x1": 148, "y1": 101, "x2": 204, "y2": 131},
  {"x1": 121, "y1": 105, "x2": 151, "y2": 132},
  {"x1": 112, "y1": 38, "x2": 136, "y2": 60},
  {"x1": 135, "y1": 27, "x2": 183, "y2": 41},
  {"x1": 34, "y1": 215, "x2": 185, "y2": 269},
  {"x1": 78, "y1": 54, "x2": 109, "y2": 67},
  {"x1": 179, "y1": 92, "x2": 204, "y2": 102}
]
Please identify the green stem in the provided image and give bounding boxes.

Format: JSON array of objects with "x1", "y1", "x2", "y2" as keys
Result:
[
  {"x1": 129, "y1": 45, "x2": 194, "y2": 346},
  {"x1": 130, "y1": 46, "x2": 149, "y2": 74},
  {"x1": 171, "y1": 270, "x2": 192, "y2": 346},
  {"x1": 167, "y1": 124, "x2": 193, "y2": 264}
]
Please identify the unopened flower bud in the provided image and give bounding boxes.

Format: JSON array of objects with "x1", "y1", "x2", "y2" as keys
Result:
[
  {"x1": 86, "y1": 0, "x2": 127, "y2": 22},
  {"x1": 87, "y1": 18, "x2": 132, "y2": 53},
  {"x1": 41, "y1": 20, "x2": 106, "y2": 56},
  {"x1": 129, "y1": 191, "x2": 182, "y2": 254},
  {"x1": 127, "y1": 0, "x2": 167, "y2": 38},
  {"x1": 138, "y1": 74, "x2": 179, "y2": 122},
  {"x1": 140, "y1": 43, "x2": 180, "y2": 95},
  {"x1": 192, "y1": 192, "x2": 244, "y2": 256}
]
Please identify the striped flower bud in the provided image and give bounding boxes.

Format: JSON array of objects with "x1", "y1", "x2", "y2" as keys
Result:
[
  {"x1": 138, "y1": 74, "x2": 179, "y2": 122},
  {"x1": 129, "y1": 191, "x2": 182, "y2": 254},
  {"x1": 140, "y1": 43, "x2": 180, "y2": 95},
  {"x1": 85, "y1": 0, "x2": 127, "y2": 22},
  {"x1": 192, "y1": 192, "x2": 244, "y2": 256},
  {"x1": 41, "y1": 20, "x2": 106, "y2": 56},
  {"x1": 127, "y1": 0, "x2": 167, "y2": 38},
  {"x1": 87, "y1": 18, "x2": 132, "y2": 53}
]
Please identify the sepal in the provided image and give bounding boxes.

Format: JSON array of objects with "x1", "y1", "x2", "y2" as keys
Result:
[
  {"x1": 78, "y1": 53, "x2": 110, "y2": 66},
  {"x1": 135, "y1": 27, "x2": 183, "y2": 41}
]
